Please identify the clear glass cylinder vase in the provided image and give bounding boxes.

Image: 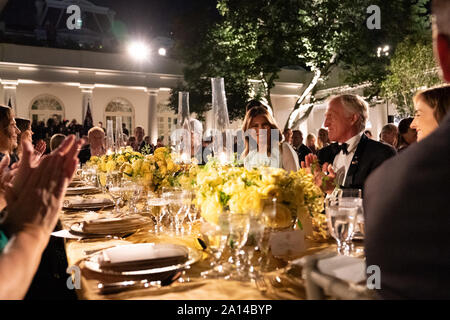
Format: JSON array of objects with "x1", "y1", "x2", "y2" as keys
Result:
[{"x1": 211, "y1": 78, "x2": 233, "y2": 163}]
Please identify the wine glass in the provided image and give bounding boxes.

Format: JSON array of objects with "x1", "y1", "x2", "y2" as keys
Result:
[
  {"x1": 97, "y1": 172, "x2": 108, "y2": 193},
  {"x1": 146, "y1": 195, "x2": 169, "y2": 233},
  {"x1": 107, "y1": 173, "x2": 123, "y2": 215},
  {"x1": 245, "y1": 214, "x2": 266, "y2": 279},
  {"x1": 162, "y1": 188, "x2": 190, "y2": 235},
  {"x1": 122, "y1": 179, "x2": 143, "y2": 214},
  {"x1": 225, "y1": 212, "x2": 251, "y2": 281},
  {"x1": 200, "y1": 212, "x2": 230, "y2": 279},
  {"x1": 325, "y1": 196, "x2": 359, "y2": 255}
]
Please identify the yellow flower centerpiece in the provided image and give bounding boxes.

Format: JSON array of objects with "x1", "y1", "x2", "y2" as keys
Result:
[
  {"x1": 88, "y1": 146, "x2": 184, "y2": 191},
  {"x1": 180, "y1": 159, "x2": 327, "y2": 240}
]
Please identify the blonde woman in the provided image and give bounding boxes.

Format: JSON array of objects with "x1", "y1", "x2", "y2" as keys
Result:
[
  {"x1": 241, "y1": 103, "x2": 299, "y2": 172},
  {"x1": 306, "y1": 133, "x2": 318, "y2": 154},
  {"x1": 317, "y1": 128, "x2": 330, "y2": 150}
]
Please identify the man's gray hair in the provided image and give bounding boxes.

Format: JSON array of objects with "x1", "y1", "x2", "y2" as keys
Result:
[
  {"x1": 329, "y1": 94, "x2": 368, "y2": 132},
  {"x1": 433, "y1": 0, "x2": 450, "y2": 37}
]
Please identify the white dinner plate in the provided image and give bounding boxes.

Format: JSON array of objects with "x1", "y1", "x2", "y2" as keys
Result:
[{"x1": 83, "y1": 243, "x2": 202, "y2": 276}]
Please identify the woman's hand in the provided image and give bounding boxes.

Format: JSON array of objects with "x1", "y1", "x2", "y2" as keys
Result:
[
  {"x1": 3, "y1": 136, "x2": 81, "y2": 236},
  {"x1": 34, "y1": 140, "x2": 46, "y2": 156},
  {"x1": 301, "y1": 154, "x2": 337, "y2": 194}
]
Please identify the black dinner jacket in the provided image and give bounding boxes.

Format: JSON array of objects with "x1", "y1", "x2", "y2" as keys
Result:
[
  {"x1": 363, "y1": 112, "x2": 450, "y2": 299},
  {"x1": 317, "y1": 134, "x2": 396, "y2": 191}
]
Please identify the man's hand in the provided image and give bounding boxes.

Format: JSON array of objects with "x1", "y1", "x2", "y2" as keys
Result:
[{"x1": 301, "y1": 154, "x2": 337, "y2": 194}]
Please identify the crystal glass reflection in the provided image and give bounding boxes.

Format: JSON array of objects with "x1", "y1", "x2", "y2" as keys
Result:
[{"x1": 325, "y1": 196, "x2": 359, "y2": 255}]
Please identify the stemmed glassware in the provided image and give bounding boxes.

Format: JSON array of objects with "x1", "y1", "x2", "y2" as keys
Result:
[
  {"x1": 162, "y1": 187, "x2": 191, "y2": 235},
  {"x1": 225, "y1": 212, "x2": 251, "y2": 281},
  {"x1": 146, "y1": 195, "x2": 169, "y2": 234},
  {"x1": 106, "y1": 171, "x2": 123, "y2": 215},
  {"x1": 200, "y1": 212, "x2": 230, "y2": 279},
  {"x1": 325, "y1": 189, "x2": 362, "y2": 255},
  {"x1": 121, "y1": 179, "x2": 143, "y2": 214},
  {"x1": 245, "y1": 214, "x2": 266, "y2": 279}
]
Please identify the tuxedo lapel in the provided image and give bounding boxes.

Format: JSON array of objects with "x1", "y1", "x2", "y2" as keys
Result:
[{"x1": 343, "y1": 134, "x2": 368, "y2": 188}]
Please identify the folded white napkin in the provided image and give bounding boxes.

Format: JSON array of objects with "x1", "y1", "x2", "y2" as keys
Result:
[
  {"x1": 317, "y1": 255, "x2": 366, "y2": 284},
  {"x1": 81, "y1": 215, "x2": 148, "y2": 233},
  {"x1": 98, "y1": 243, "x2": 189, "y2": 271},
  {"x1": 64, "y1": 197, "x2": 113, "y2": 208},
  {"x1": 66, "y1": 186, "x2": 98, "y2": 194}
]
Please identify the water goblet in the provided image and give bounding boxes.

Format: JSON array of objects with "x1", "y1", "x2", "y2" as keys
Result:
[
  {"x1": 146, "y1": 196, "x2": 169, "y2": 233},
  {"x1": 325, "y1": 196, "x2": 359, "y2": 255},
  {"x1": 200, "y1": 212, "x2": 231, "y2": 279},
  {"x1": 225, "y1": 213, "x2": 251, "y2": 281}
]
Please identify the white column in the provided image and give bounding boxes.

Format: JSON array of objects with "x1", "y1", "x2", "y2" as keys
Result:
[
  {"x1": 146, "y1": 89, "x2": 159, "y2": 145},
  {"x1": 2, "y1": 80, "x2": 18, "y2": 114}
]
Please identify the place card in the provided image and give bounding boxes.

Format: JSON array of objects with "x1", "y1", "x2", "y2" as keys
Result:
[{"x1": 269, "y1": 229, "x2": 306, "y2": 257}]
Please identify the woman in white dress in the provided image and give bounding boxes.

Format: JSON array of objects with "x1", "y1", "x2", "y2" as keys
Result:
[{"x1": 241, "y1": 103, "x2": 299, "y2": 172}]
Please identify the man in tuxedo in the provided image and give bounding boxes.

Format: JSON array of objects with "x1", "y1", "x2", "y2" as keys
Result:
[
  {"x1": 292, "y1": 130, "x2": 312, "y2": 164},
  {"x1": 363, "y1": 0, "x2": 450, "y2": 299},
  {"x1": 316, "y1": 94, "x2": 396, "y2": 191}
]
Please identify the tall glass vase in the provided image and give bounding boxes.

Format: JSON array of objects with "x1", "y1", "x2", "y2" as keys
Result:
[
  {"x1": 115, "y1": 116, "x2": 123, "y2": 151},
  {"x1": 171, "y1": 92, "x2": 191, "y2": 163},
  {"x1": 106, "y1": 119, "x2": 114, "y2": 152},
  {"x1": 211, "y1": 78, "x2": 233, "y2": 164}
]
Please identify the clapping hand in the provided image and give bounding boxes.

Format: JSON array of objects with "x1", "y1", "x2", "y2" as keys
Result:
[
  {"x1": 301, "y1": 154, "x2": 337, "y2": 194},
  {"x1": 2, "y1": 135, "x2": 82, "y2": 237},
  {"x1": 34, "y1": 140, "x2": 46, "y2": 157}
]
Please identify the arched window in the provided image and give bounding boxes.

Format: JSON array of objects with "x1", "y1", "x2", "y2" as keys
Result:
[
  {"x1": 105, "y1": 98, "x2": 134, "y2": 134},
  {"x1": 30, "y1": 94, "x2": 65, "y2": 124}
]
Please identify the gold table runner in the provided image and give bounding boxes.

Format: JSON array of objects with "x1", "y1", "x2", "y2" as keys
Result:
[{"x1": 60, "y1": 193, "x2": 337, "y2": 300}]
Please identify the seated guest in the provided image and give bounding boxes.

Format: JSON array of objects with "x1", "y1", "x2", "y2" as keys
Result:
[
  {"x1": 364, "y1": 129, "x2": 373, "y2": 139},
  {"x1": 127, "y1": 136, "x2": 137, "y2": 150},
  {"x1": 380, "y1": 124, "x2": 399, "y2": 148},
  {"x1": 410, "y1": 84, "x2": 450, "y2": 141},
  {"x1": 306, "y1": 133, "x2": 318, "y2": 154},
  {"x1": 314, "y1": 94, "x2": 396, "y2": 192},
  {"x1": 78, "y1": 126, "x2": 105, "y2": 164},
  {"x1": 134, "y1": 126, "x2": 145, "y2": 152},
  {"x1": 317, "y1": 128, "x2": 330, "y2": 149},
  {"x1": 49, "y1": 134, "x2": 66, "y2": 151},
  {"x1": 15, "y1": 118, "x2": 46, "y2": 159},
  {"x1": 283, "y1": 128, "x2": 293, "y2": 145},
  {"x1": 364, "y1": 0, "x2": 450, "y2": 299},
  {"x1": 397, "y1": 117, "x2": 417, "y2": 151},
  {"x1": 0, "y1": 136, "x2": 81, "y2": 299},
  {"x1": 0, "y1": 106, "x2": 20, "y2": 167},
  {"x1": 292, "y1": 130, "x2": 312, "y2": 163},
  {"x1": 241, "y1": 104, "x2": 299, "y2": 172}
]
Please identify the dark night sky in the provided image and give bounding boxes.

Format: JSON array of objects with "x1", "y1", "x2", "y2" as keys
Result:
[{"x1": 91, "y1": 0, "x2": 218, "y2": 38}]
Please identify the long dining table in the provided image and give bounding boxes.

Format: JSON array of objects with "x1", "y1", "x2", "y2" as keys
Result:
[{"x1": 59, "y1": 191, "x2": 344, "y2": 301}]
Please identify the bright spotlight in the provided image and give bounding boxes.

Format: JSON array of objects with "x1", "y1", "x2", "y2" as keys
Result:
[
  {"x1": 158, "y1": 48, "x2": 167, "y2": 56},
  {"x1": 127, "y1": 41, "x2": 150, "y2": 61}
]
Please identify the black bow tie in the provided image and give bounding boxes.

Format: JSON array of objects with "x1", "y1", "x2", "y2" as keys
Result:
[{"x1": 337, "y1": 143, "x2": 349, "y2": 155}]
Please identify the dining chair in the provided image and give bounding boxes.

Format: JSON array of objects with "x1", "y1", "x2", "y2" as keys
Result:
[{"x1": 296, "y1": 251, "x2": 376, "y2": 300}]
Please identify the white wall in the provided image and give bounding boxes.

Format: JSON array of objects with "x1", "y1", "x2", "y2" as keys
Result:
[{"x1": 16, "y1": 83, "x2": 82, "y2": 121}]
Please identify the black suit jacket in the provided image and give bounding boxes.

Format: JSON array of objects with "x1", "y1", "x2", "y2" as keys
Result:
[
  {"x1": 295, "y1": 144, "x2": 312, "y2": 164},
  {"x1": 364, "y1": 113, "x2": 450, "y2": 299},
  {"x1": 317, "y1": 134, "x2": 396, "y2": 191}
]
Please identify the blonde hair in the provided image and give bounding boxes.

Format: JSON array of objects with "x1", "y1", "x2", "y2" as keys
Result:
[
  {"x1": 88, "y1": 126, "x2": 105, "y2": 137},
  {"x1": 413, "y1": 84, "x2": 450, "y2": 124},
  {"x1": 50, "y1": 133, "x2": 66, "y2": 151},
  {"x1": 241, "y1": 105, "x2": 283, "y2": 157}
]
